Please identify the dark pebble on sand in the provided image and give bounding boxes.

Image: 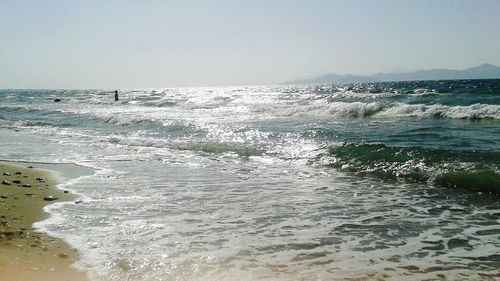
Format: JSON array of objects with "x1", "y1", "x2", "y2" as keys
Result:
[
  {"x1": 27, "y1": 166, "x2": 33, "y2": 168},
  {"x1": 1, "y1": 180, "x2": 10, "y2": 185},
  {"x1": 2, "y1": 172, "x2": 10, "y2": 176},
  {"x1": 22, "y1": 184, "x2": 31, "y2": 188},
  {"x1": 12, "y1": 180, "x2": 21, "y2": 184},
  {"x1": 64, "y1": 190, "x2": 69, "y2": 193},
  {"x1": 0, "y1": 195, "x2": 7, "y2": 199},
  {"x1": 15, "y1": 172, "x2": 21, "y2": 175},
  {"x1": 0, "y1": 230, "x2": 22, "y2": 239},
  {"x1": 43, "y1": 196, "x2": 58, "y2": 201}
]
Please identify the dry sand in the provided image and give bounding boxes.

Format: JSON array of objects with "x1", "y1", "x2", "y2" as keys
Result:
[{"x1": 0, "y1": 162, "x2": 89, "y2": 281}]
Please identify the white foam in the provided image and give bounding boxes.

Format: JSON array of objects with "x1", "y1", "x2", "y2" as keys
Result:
[
  {"x1": 2, "y1": 85, "x2": 499, "y2": 281},
  {"x1": 270, "y1": 101, "x2": 500, "y2": 120},
  {"x1": 379, "y1": 102, "x2": 500, "y2": 119}
]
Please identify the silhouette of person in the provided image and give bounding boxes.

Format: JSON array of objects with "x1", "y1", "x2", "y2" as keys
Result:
[{"x1": 114, "y1": 90, "x2": 119, "y2": 101}]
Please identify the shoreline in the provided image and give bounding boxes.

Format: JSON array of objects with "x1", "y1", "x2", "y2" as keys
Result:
[{"x1": 0, "y1": 162, "x2": 89, "y2": 281}]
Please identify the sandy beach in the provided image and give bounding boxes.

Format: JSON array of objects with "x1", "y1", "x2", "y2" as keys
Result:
[{"x1": 0, "y1": 162, "x2": 89, "y2": 281}]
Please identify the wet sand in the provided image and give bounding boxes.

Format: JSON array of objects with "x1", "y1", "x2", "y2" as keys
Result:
[{"x1": 0, "y1": 162, "x2": 89, "y2": 281}]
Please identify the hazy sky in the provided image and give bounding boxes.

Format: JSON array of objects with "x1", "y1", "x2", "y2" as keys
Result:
[{"x1": 1, "y1": 0, "x2": 499, "y2": 88}]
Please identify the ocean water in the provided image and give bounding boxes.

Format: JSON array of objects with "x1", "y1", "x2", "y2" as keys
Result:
[{"x1": 0, "y1": 80, "x2": 499, "y2": 280}]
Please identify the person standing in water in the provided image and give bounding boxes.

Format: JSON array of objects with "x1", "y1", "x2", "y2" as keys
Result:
[{"x1": 114, "y1": 90, "x2": 119, "y2": 101}]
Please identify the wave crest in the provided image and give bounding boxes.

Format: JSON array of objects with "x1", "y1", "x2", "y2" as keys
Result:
[
  {"x1": 324, "y1": 102, "x2": 500, "y2": 119},
  {"x1": 176, "y1": 142, "x2": 264, "y2": 157},
  {"x1": 328, "y1": 102, "x2": 384, "y2": 118},
  {"x1": 100, "y1": 114, "x2": 153, "y2": 126},
  {"x1": 320, "y1": 143, "x2": 500, "y2": 193},
  {"x1": 380, "y1": 103, "x2": 500, "y2": 120},
  {"x1": 271, "y1": 102, "x2": 499, "y2": 120}
]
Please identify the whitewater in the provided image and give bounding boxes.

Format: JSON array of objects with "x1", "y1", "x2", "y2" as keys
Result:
[{"x1": 0, "y1": 79, "x2": 499, "y2": 280}]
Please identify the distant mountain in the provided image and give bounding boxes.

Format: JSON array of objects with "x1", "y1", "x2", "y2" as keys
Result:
[{"x1": 286, "y1": 64, "x2": 500, "y2": 84}]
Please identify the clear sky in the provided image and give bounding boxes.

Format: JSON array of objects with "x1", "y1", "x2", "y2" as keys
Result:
[{"x1": 1, "y1": 0, "x2": 499, "y2": 89}]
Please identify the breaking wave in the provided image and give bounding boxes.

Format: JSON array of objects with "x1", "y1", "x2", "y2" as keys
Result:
[
  {"x1": 319, "y1": 143, "x2": 500, "y2": 193},
  {"x1": 105, "y1": 135, "x2": 263, "y2": 158},
  {"x1": 100, "y1": 114, "x2": 155, "y2": 126},
  {"x1": 175, "y1": 142, "x2": 264, "y2": 157},
  {"x1": 378, "y1": 103, "x2": 500, "y2": 120},
  {"x1": 322, "y1": 102, "x2": 500, "y2": 119}
]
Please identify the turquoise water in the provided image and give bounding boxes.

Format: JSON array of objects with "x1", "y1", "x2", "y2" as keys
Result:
[{"x1": 0, "y1": 80, "x2": 499, "y2": 280}]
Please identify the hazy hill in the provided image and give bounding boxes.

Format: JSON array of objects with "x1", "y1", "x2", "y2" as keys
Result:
[{"x1": 286, "y1": 64, "x2": 500, "y2": 84}]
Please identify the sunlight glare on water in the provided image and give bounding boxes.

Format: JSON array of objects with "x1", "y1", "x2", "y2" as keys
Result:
[{"x1": 0, "y1": 81, "x2": 499, "y2": 280}]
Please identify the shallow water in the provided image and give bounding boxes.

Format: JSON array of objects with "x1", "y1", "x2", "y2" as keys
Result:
[{"x1": 0, "y1": 80, "x2": 499, "y2": 280}]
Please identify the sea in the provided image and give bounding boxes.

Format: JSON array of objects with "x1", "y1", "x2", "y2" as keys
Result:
[{"x1": 0, "y1": 79, "x2": 499, "y2": 281}]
